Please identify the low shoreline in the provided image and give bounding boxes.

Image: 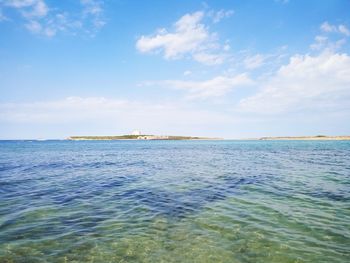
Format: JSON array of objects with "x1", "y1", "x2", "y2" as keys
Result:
[{"x1": 257, "y1": 136, "x2": 350, "y2": 141}]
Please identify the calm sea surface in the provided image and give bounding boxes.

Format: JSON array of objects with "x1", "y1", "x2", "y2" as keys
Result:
[{"x1": 0, "y1": 140, "x2": 349, "y2": 262}]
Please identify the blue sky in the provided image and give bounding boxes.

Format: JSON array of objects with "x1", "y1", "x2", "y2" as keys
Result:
[{"x1": 0, "y1": 0, "x2": 350, "y2": 139}]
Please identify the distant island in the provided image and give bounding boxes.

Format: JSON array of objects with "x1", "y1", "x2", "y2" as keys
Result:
[
  {"x1": 67, "y1": 133, "x2": 350, "y2": 141},
  {"x1": 258, "y1": 135, "x2": 350, "y2": 140},
  {"x1": 67, "y1": 135, "x2": 222, "y2": 141}
]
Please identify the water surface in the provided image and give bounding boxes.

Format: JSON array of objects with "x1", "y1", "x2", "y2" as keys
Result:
[{"x1": 0, "y1": 140, "x2": 349, "y2": 262}]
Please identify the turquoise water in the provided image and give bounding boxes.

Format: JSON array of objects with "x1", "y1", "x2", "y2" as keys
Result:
[{"x1": 0, "y1": 140, "x2": 349, "y2": 263}]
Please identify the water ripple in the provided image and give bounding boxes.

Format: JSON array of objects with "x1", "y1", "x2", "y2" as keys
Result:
[{"x1": 0, "y1": 140, "x2": 349, "y2": 262}]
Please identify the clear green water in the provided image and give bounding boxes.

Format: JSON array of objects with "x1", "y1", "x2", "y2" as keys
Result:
[{"x1": 0, "y1": 140, "x2": 349, "y2": 262}]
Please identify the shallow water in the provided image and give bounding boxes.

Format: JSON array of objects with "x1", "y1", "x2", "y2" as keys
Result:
[{"x1": 0, "y1": 140, "x2": 349, "y2": 262}]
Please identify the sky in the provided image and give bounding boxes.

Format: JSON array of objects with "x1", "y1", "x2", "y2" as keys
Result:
[{"x1": 0, "y1": 0, "x2": 350, "y2": 139}]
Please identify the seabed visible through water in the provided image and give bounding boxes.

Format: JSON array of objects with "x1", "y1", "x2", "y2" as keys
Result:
[{"x1": 0, "y1": 140, "x2": 349, "y2": 262}]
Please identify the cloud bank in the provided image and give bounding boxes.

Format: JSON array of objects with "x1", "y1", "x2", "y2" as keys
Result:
[{"x1": 238, "y1": 52, "x2": 350, "y2": 113}]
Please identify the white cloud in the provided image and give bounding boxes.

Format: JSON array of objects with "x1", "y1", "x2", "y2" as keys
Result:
[
  {"x1": 244, "y1": 54, "x2": 266, "y2": 69},
  {"x1": 151, "y1": 74, "x2": 253, "y2": 99},
  {"x1": 310, "y1": 35, "x2": 345, "y2": 51},
  {"x1": 183, "y1": 70, "x2": 192, "y2": 76},
  {"x1": 1, "y1": 0, "x2": 105, "y2": 36},
  {"x1": 320, "y1": 21, "x2": 336, "y2": 33},
  {"x1": 275, "y1": 0, "x2": 289, "y2": 4},
  {"x1": 22, "y1": 12, "x2": 83, "y2": 37},
  {"x1": 209, "y1": 9, "x2": 234, "y2": 23},
  {"x1": 4, "y1": 0, "x2": 48, "y2": 18},
  {"x1": 136, "y1": 11, "x2": 228, "y2": 65},
  {"x1": 81, "y1": 0, "x2": 102, "y2": 15},
  {"x1": 338, "y1": 24, "x2": 350, "y2": 37},
  {"x1": 223, "y1": 43, "x2": 230, "y2": 51},
  {"x1": 136, "y1": 11, "x2": 208, "y2": 59},
  {"x1": 238, "y1": 52, "x2": 350, "y2": 113},
  {"x1": 192, "y1": 52, "x2": 225, "y2": 65},
  {"x1": 0, "y1": 8, "x2": 8, "y2": 21},
  {"x1": 4, "y1": 0, "x2": 37, "y2": 8},
  {"x1": 310, "y1": 22, "x2": 349, "y2": 51},
  {"x1": 25, "y1": 20, "x2": 42, "y2": 33},
  {"x1": 310, "y1": 35, "x2": 328, "y2": 50},
  {"x1": 26, "y1": 0, "x2": 48, "y2": 18},
  {"x1": 320, "y1": 21, "x2": 350, "y2": 36},
  {"x1": 80, "y1": 0, "x2": 105, "y2": 31}
]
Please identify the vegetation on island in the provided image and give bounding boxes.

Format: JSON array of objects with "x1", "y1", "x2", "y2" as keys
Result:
[
  {"x1": 67, "y1": 135, "x2": 220, "y2": 140},
  {"x1": 69, "y1": 135, "x2": 148, "y2": 140}
]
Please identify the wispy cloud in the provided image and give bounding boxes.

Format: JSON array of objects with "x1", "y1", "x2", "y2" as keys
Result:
[
  {"x1": 310, "y1": 35, "x2": 346, "y2": 51},
  {"x1": 136, "y1": 10, "x2": 231, "y2": 65},
  {"x1": 3, "y1": 0, "x2": 48, "y2": 17},
  {"x1": 320, "y1": 21, "x2": 350, "y2": 36},
  {"x1": 0, "y1": 8, "x2": 8, "y2": 21},
  {"x1": 144, "y1": 74, "x2": 253, "y2": 99},
  {"x1": 274, "y1": 0, "x2": 289, "y2": 4},
  {"x1": 183, "y1": 70, "x2": 192, "y2": 76},
  {"x1": 0, "y1": 0, "x2": 105, "y2": 36},
  {"x1": 0, "y1": 97, "x2": 129, "y2": 123},
  {"x1": 24, "y1": 12, "x2": 84, "y2": 37},
  {"x1": 243, "y1": 54, "x2": 267, "y2": 69},
  {"x1": 208, "y1": 9, "x2": 234, "y2": 23},
  {"x1": 310, "y1": 21, "x2": 349, "y2": 51},
  {"x1": 192, "y1": 52, "x2": 226, "y2": 65},
  {"x1": 227, "y1": 46, "x2": 289, "y2": 74},
  {"x1": 80, "y1": 0, "x2": 105, "y2": 31}
]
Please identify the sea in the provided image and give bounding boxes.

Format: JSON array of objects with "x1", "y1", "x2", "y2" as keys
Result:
[{"x1": 0, "y1": 140, "x2": 349, "y2": 262}]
